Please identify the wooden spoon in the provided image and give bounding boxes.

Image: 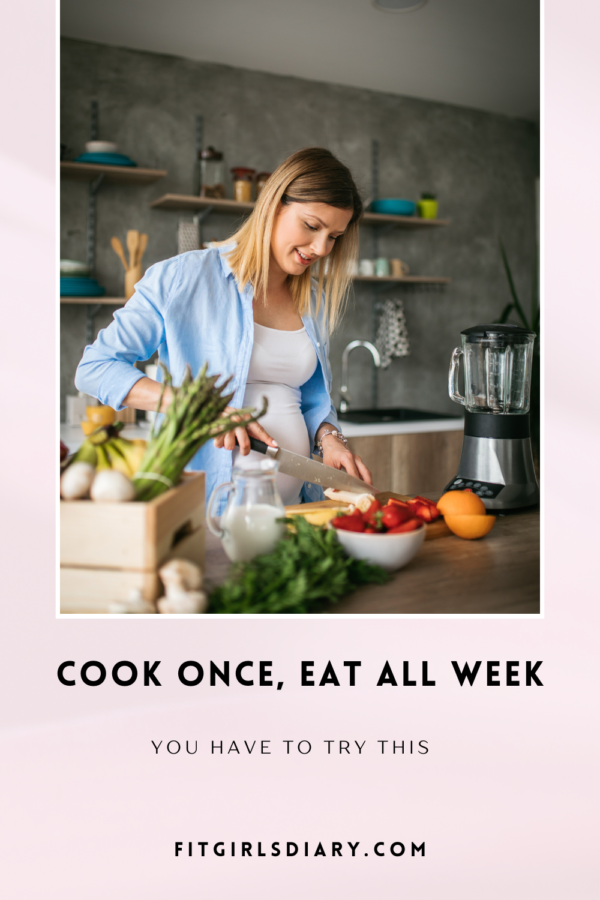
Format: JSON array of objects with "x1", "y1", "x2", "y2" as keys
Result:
[
  {"x1": 126, "y1": 230, "x2": 140, "y2": 269},
  {"x1": 111, "y1": 236, "x2": 128, "y2": 271},
  {"x1": 136, "y1": 233, "x2": 148, "y2": 267}
]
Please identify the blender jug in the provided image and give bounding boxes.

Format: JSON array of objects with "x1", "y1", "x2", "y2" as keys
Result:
[
  {"x1": 445, "y1": 324, "x2": 539, "y2": 510},
  {"x1": 449, "y1": 324, "x2": 535, "y2": 414}
]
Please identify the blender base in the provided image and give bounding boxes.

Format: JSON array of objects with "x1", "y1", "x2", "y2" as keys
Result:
[{"x1": 445, "y1": 435, "x2": 539, "y2": 511}]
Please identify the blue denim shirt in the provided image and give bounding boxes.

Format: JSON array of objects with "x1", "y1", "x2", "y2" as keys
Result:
[{"x1": 75, "y1": 245, "x2": 340, "y2": 511}]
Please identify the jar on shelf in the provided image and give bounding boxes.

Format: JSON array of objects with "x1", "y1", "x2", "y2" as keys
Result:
[
  {"x1": 196, "y1": 147, "x2": 225, "y2": 199},
  {"x1": 231, "y1": 167, "x2": 256, "y2": 203},
  {"x1": 255, "y1": 172, "x2": 272, "y2": 199}
]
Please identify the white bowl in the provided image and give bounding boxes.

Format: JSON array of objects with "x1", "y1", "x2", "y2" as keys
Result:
[
  {"x1": 330, "y1": 522, "x2": 425, "y2": 571},
  {"x1": 60, "y1": 258, "x2": 90, "y2": 275},
  {"x1": 85, "y1": 141, "x2": 119, "y2": 154}
]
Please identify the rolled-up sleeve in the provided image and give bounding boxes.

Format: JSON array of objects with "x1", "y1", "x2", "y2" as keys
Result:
[{"x1": 75, "y1": 256, "x2": 180, "y2": 410}]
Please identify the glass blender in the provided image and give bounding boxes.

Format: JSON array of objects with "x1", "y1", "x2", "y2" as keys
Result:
[{"x1": 446, "y1": 324, "x2": 539, "y2": 509}]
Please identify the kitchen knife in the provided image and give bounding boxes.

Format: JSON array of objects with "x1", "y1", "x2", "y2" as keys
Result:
[{"x1": 242, "y1": 437, "x2": 380, "y2": 494}]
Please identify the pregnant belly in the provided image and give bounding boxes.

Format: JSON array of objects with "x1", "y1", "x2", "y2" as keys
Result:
[{"x1": 232, "y1": 382, "x2": 310, "y2": 506}]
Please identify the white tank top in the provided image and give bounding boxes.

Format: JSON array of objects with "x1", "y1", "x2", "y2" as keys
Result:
[{"x1": 233, "y1": 321, "x2": 318, "y2": 505}]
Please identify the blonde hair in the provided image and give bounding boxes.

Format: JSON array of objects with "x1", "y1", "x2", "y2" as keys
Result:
[{"x1": 223, "y1": 147, "x2": 362, "y2": 331}]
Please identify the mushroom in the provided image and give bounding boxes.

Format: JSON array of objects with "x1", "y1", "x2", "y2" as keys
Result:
[
  {"x1": 157, "y1": 558, "x2": 207, "y2": 614},
  {"x1": 159, "y1": 558, "x2": 203, "y2": 592},
  {"x1": 157, "y1": 590, "x2": 207, "y2": 615},
  {"x1": 108, "y1": 589, "x2": 156, "y2": 614}
]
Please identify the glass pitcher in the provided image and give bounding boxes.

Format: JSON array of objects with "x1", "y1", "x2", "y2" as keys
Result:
[
  {"x1": 449, "y1": 324, "x2": 536, "y2": 415},
  {"x1": 207, "y1": 460, "x2": 286, "y2": 562}
]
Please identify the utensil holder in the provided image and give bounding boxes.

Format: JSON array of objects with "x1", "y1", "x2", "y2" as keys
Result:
[{"x1": 125, "y1": 264, "x2": 142, "y2": 301}]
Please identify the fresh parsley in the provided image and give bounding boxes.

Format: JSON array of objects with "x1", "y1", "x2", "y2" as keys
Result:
[{"x1": 209, "y1": 516, "x2": 389, "y2": 614}]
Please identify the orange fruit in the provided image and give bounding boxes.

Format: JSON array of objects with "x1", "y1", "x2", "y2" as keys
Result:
[
  {"x1": 444, "y1": 514, "x2": 496, "y2": 540},
  {"x1": 86, "y1": 405, "x2": 116, "y2": 426},
  {"x1": 437, "y1": 490, "x2": 486, "y2": 517}
]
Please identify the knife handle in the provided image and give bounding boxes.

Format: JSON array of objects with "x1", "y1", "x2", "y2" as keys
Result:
[
  {"x1": 249, "y1": 436, "x2": 269, "y2": 454},
  {"x1": 234, "y1": 436, "x2": 271, "y2": 455}
]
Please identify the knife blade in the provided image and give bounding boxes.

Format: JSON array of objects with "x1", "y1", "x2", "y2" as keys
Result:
[{"x1": 244, "y1": 437, "x2": 379, "y2": 494}]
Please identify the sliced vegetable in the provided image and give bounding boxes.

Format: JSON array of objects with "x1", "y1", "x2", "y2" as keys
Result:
[
  {"x1": 387, "y1": 518, "x2": 423, "y2": 534},
  {"x1": 362, "y1": 499, "x2": 382, "y2": 519},
  {"x1": 381, "y1": 505, "x2": 414, "y2": 529},
  {"x1": 387, "y1": 498, "x2": 411, "y2": 510},
  {"x1": 331, "y1": 515, "x2": 365, "y2": 533}
]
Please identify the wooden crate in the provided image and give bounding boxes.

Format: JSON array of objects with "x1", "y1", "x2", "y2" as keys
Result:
[{"x1": 60, "y1": 472, "x2": 205, "y2": 613}]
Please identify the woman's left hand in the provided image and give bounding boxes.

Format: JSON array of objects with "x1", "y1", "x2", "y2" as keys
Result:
[{"x1": 321, "y1": 434, "x2": 373, "y2": 485}]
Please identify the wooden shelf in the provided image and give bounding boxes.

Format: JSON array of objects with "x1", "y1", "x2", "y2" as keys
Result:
[
  {"x1": 353, "y1": 275, "x2": 450, "y2": 284},
  {"x1": 59, "y1": 276, "x2": 449, "y2": 308},
  {"x1": 150, "y1": 193, "x2": 253, "y2": 213},
  {"x1": 61, "y1": 161, "x2": 167, "y2": 186},
  {"x1": 149, "y1": 193, "x2": 448, "y2": 226},
  {"x1": 362, "y1": 210, "x2": 448, "y2": 227},
  {"x1": 60, "y1": 297, "x2": 125, "y2": 305}
]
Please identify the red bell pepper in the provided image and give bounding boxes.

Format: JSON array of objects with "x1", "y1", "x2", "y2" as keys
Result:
[
  {"x1": 411, "y1": 503, "x2": 432, "y2": 523},
  {"x1": 381, "y1": 505, "x2": 415, "y2": 529},
  {"x1": 387, "y1": 498, "x2": 411, "y2": 510},
  {"x1": 409, "y1": 496, "x2": 440, "y2": 521},
  {"x1": 387, "y1": 518, "x2": 423, "y2": 534},
  {"x1": 331, "y1": 515, "x2": 365, "y2": 533},
  {"x1": 362, "y1": 499, "x2": 384, "y2": 530}
]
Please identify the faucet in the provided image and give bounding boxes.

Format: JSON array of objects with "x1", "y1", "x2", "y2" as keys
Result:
[{"x1": 339, "y1": 340, "x2": 381, "y2": 413}]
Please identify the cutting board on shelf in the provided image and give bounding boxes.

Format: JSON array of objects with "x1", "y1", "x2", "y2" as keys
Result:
[{"x1": 285, "y1": 492, "x2": 451, "y2": 541}]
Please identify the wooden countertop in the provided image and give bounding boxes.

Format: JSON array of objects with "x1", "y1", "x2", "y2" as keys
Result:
[{"x1": 204, "y1": 505, "x2": 540, "y2": 615}]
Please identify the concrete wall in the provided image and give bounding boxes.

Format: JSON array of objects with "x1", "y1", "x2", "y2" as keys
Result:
[{"x1": 61, "y1": 37, "x2": 539, "y2": 421}]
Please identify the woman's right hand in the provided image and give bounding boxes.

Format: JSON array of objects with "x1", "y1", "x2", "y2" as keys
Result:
[{"x1": 213, "y1": 407, "x2": 278, "y2": 455}]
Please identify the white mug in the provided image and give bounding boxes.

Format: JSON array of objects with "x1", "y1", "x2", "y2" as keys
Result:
[{"x1": 359, "y1": 259, "x2": 375, "y2": 276}]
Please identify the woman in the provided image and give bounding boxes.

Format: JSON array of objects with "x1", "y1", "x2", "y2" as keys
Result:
[{"x1": 75, "y1": 147, "x2": 372, "y2": 509}]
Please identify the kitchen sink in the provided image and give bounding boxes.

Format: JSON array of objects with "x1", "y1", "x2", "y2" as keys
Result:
[{"x1": 337, "y1": 407, "x2": 462, "y2": 425}]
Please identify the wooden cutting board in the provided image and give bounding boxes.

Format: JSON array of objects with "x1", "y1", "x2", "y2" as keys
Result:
[{"x1": 285, "y1": 493, "x2": 451, "y2": 541}]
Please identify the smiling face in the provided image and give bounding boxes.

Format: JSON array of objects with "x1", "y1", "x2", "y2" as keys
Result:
[{"x1": 270, "y1": 201, "x2": 353, "y2": 278}]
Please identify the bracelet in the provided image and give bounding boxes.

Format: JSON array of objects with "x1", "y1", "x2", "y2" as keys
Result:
[{"x1": 316, "y1": 429, "x2": 348, "y2": 454}]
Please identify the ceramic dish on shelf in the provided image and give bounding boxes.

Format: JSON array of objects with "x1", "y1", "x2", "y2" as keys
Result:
[
  {"x1": 60, "y1": 276, "x2": 106, "y2": 297},
  {"x1": 74, "y1": 152, "x2": 137, "y2": 167},
  {"x1": 85, "y1": 141, "x2": 119, "y2": 155},
  {"x1": 328, "y1": 521, "x2": 425, "y2": 571},
  {"x1": 370, "y1": 198, "x2": 416, "y2": 216},
  {"x1": 60, "y1": 259, "x2": 90, "y2": 276}
]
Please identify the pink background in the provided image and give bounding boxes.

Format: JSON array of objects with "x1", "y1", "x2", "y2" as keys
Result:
[{"x1": 1, "y1": 1, "x2": 598, "y2": 896}]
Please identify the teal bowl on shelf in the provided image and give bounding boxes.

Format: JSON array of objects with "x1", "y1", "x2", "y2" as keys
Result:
[
  {"x1": 370, "y1": 199, "x2": 416, "y2": 216},
  {"x1": 74, "y1": 152, "x2": 137, "y2": 167}
]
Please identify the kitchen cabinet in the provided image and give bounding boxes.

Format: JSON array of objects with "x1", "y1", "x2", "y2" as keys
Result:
[{"x1": 347, "y1": 430, "x2": 464, "y2": 495}]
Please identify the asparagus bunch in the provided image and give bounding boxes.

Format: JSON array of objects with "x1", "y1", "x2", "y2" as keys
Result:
[{"x1": 133, "y1": 362, "x2": 267, "y2": 501}]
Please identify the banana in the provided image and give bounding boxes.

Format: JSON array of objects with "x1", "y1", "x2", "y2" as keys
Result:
[
  {"x1": 95, "y1": 444, "x2": 112, "y2": 470},
  {"x1": 71, "y1": 439, "x2": 97, "y2": 468},
  {"x1": 87, "y1": 422, "x2": 125, "y2": 446},
  {"x1": 111, "y1": 437, "x2": 147, "y2": 477},
  {"x1": 67, "y1": 429, "x2": 144, "y2": 476},
  {"x1": 103, "y1": 441, "x2": 133, "y2": 477}
]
